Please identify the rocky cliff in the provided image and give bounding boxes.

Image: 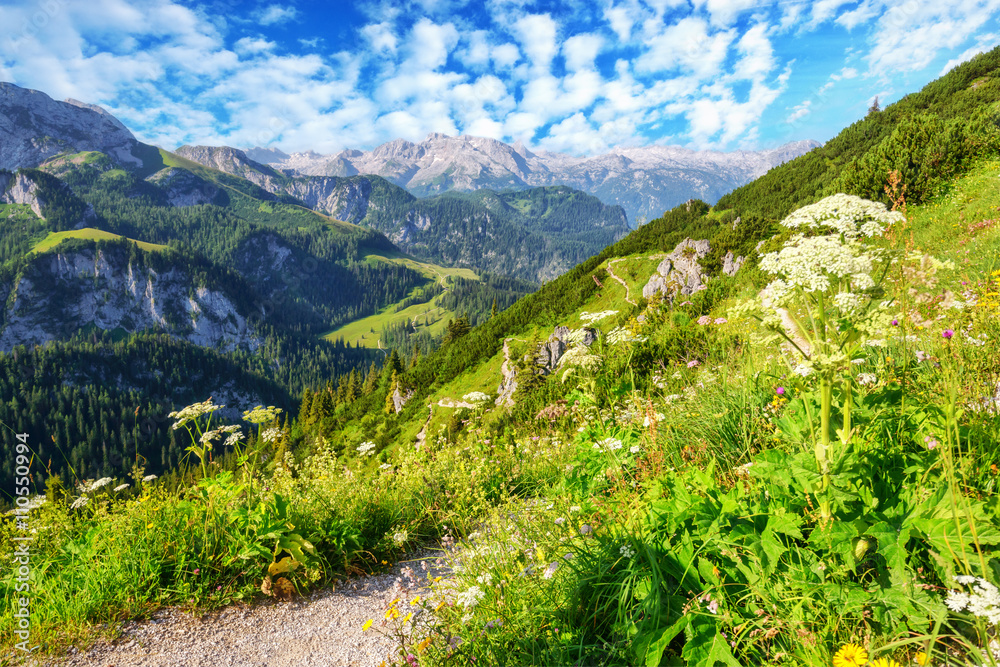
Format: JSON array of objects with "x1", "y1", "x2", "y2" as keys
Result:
[
  {"x1": 0, "y1": 246, "x2": 262, "y2": 352},
  {"x1": 0, "y1": 82, "x2": 143, "y2": 170}
]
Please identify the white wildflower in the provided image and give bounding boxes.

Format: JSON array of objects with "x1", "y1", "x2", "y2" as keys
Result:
[
  {"x1": 113, "y1": 483, "x2": 130, "y2": 492},
  {"x1": 619, "y1": 544, "x2": 636, "y2": 559},
  {"x1": 857, "y1": 373, "x2": 877, "y2": 386},
  {"x1": 569, "y1": 505, "x2": 581, "y2": 513},
  {"x1": 143, "y1": 474, "x2": 158, "y2": 482},
  {"x1": 70, "y1": 496, "x2": 89, "y2": 510},
  {"x1": 543, "y1": 562, "x2": 559, "y2": 579},
  {"x1": 476, "y1": 573, "x2": 493, "y2": 585},
  {"x1": 392, "y1": 530, "x2": 408, "y2": 546},
  {"x1": 85, "y1": 477, "x2": 112, "y2": 492},
  {"x1": 169, "y1": 399, "x2": 223, "y2": 429},
  {"x1": 455, "y1": 585, "x2": 485, "y2": 609},
  {"x1": 242, "y1": 405, "x2": 282, "y2": 425},
  {"x1": 630, "y1": 445, "x2": 642, "y2": 454},
  {"x1": 356, "y1": 441, "x2": 376, "y2": 456},
  {"x1": 579, "y1": 310, "x2": 618, "y2": 324},
  {"x1": 261, "y1": 427, "x2": 281, "y2": 444},
  {"x1": 462, "y1": 391, "x2": 490, "y2": 404},
  {"x1": 554, "y1": 517, "x2": 566, "y2": 525}
]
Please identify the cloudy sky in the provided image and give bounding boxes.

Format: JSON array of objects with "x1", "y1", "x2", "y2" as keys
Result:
[{"x1": 1, "y1": 0, "x2": 998, "y2": 155}]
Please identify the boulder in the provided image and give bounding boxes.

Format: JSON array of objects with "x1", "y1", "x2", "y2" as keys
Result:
[
  {"x1": 642, "y1": 238, "x2": 712, "y2": 300},
  {"x1": 722, "y1": 251, "x2": 746, "y2": 277}
]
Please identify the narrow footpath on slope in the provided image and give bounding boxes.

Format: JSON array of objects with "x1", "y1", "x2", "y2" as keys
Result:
[{"x1": 44, "y1": 552, "x2": 450, "y2": 667}]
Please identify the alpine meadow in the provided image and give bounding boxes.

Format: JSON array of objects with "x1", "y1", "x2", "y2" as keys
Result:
[{"x1": 2, "y1": 7, "x2": 1000, "y2": 667}]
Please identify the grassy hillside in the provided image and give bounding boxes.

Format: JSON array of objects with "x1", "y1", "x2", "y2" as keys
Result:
[
  {"x1": 30, "y1": 227, "x2": 167, "y2": 254},
  {"x1": 5, "y1": 48, "x2": 1000, "y2": 667}
]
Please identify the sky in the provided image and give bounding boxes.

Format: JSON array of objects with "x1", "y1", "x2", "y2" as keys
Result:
[{"x1": 1, "y1": 0, "x2": 999, "y2": 156}]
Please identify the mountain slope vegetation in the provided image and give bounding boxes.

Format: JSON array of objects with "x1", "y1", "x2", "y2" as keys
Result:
[{"x1": 5, "y1": 51, "x2": 1000, "y2": 667}]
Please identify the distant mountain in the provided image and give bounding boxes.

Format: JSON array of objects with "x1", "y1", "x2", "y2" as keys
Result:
[
  {"x1": 175, "y1": 144, "x2": 630, "y2": 281},
  {"x1": 250, "y1": 133, "x2": 820, "y2": 225}
]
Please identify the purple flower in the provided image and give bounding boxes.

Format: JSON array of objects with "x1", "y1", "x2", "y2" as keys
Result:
[
  {"x1": 943, "y1": 329, "x2": 954, "y2": 339},
  {"x1": 405, "y1": 654, "x2": 418, "y2": 667},
  {"x1": 776, "y1": 387, "x2": 785, "y2": 395},
  {"x1": 891, "y1": 319, "x2": 899, "y2": 326},
  {"x1": 687, "y1": 360, "x2": 700, "y2": 368},
  {"x1": 193, "y1": 569, "x2": 200, "y2": 575}
]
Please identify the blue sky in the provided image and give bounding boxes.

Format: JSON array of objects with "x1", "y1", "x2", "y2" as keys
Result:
[{"x1": 1, "y1": 0, "x2": 998, "y2": 155}]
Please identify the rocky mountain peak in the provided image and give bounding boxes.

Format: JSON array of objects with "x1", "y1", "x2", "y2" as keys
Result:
[{"x1": 0, "y1": 81, "x2": 143, "y2": 171}]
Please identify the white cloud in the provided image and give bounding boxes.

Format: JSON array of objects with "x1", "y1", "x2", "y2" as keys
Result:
[
  {"x1": 563, "y1": 33, "x2": 604, "y2": 71},
  {"x1": 491, "y1": 43, "x2": 521, "y2": 68},
  {"x1": 406, "y1": 18, "x2": 459, "y2": 71},
  {"x1": 636, "y1": 16, "x2": 735, "y2": 81},
  {"x1": 362, "y1": 22, "x2": 398, "y2": 53},
  {"x1": 940, "y1": 35, "x2": 998, "y2": 74},
  {"x1": 255, "y1": 4, "x2": 299, "y2": 26},
  {"x1": 234, "y1": 37, "x2": 275, "y2": 55},
  {"x1": 691, "y1": 0, "x2": 760, "y2": 27},
  {"x1": 867, "y1": 1, "x2": 997, "y2": 73},
  {"x1": 732, "y1": 23, "x2": 776, "y2": 81},
  {"x1": 808, "y1": 0, "x2": 853, "y2": 27},
  {"x1": 836, "y1": 0, "x2": 880, "y2": 30},
  {"x1": 604, "y1": 4, "x2": 636, "y2": 41},
  {"x1": 512, "y1": 13, "x2": 558, "y2": 71},
  {"x1": 786, "y1": 99, "x2": 811, "y2": 123}
]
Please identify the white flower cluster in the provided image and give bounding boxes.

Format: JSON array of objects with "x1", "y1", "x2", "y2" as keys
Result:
[
  {"x1": 619, "y1": 544, "x2": 636, "y2": 559},
  {"x1": 462, "y1": 391, "x2": 491, "y2": 404},
  {"x1": 261, "y1": 427, "x2": 281, "y2": 444},
  {"x1": 606, "y1": 326, "x2": 647, "y2": 345},
  {"x1": 242, "y1": 405, "x2": 282, "y2": 425},
  {"x1": 756, "y1": 195, "x2": 901, "y2": 315},
  {"x1": 592, "y1": 437, "x2": 623, "y2": 453},
  {"x1": 169, "y1": 399, "x2": 223, "y2": 429},
  {"x1": 778, "y1": 193, "x2": 904, "y2": 239},
  {"x1": 455, "y1": 585, "x2": 485, "y2": 609},
  {"x1": 70, "y1": 496, "x2": 89, "y2": 510},
  {"x1": 477, "y1": 572, "x2": 493, "y2": 584},
  {"x1": 79, "y1": 477, "x2": 113, "y2": 493},
  {"x1": 579, "y1": 310, "x2": 618, "y2": 324},
  {"x1": 200, "y1": 424, "x2": 243, "y2": 447},
  {"x1": 113, "y1": 483, "x2": 130, "y2": 492},
  {"x1": 392, "y1": 530, "x2": 408, "y2": 546},
  {"x1": 946, "y1": 576, "x2": 1000, "y2": 625},
  {"x1": 356, "y1": 441, "x2": 376, "y2": 456},
  {"x1": 857, "y1": 373, "x2": 877, "y2": 386},
  {"x1": 143, "y1": 474, "x2": 158, "y2": 483}
]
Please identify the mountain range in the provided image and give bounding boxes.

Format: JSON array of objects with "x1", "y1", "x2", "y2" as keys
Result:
[{"x1": 245, "y1": 134, "x2": 819, "y2": 225}]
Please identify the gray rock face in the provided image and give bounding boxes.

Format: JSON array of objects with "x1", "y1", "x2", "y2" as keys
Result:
[
  {"x1": 722, "y1": 251, "x2": 746, "y2": 277},
  {"x1": 145, "y1": 168, "x2": 219, "y2": 207},
  {"x1": 0, "y1": 247, "x2": 262, "y2": 352},
  {"x1": 251, "y1": 133, "x2": 819, "y2": 225},
  {"x1": 0, "y1": 171, "x2": 44, "y2": 217},
  {"x1": 496, "y1": 339, "x2": 518, "y2": 408},
  {"x1": 0, "y1": 82, "x2": 142, "y2": 170},
  {"x1": 642, "y1": 238, "x2": 712, "y2": 300},
  {"x1": 391, "y1": 385, "x2": 414, "y2": 413}
]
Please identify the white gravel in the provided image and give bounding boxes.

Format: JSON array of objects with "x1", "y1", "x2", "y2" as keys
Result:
[{"x1": 37, "y1": 551, "x2": 450, "y2": 667}]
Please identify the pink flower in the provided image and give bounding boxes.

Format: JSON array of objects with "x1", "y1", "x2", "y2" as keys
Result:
[
  {"x1": 714, "y1": 318, "x2": 727, "y2": 325},
  {"x1": 193, "y1": 569, "x2": 200, "y2": 575},
  {"x1": 697, "y1": 315, "x2": 712, "y2": 326},
  {"x1": 687, "y1": 360, "x2": 699, "y2": 368},
  {"x1": 776, "y1": 387, "x2": 785, "y2": 395},
  {"x1": 943, "y1": 329, "x2": 954, "y2": 339}
]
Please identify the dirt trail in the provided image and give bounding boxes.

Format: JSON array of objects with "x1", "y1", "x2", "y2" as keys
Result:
[{"x1": 43, "y1": 553, "x2": 449, "y2": 667}]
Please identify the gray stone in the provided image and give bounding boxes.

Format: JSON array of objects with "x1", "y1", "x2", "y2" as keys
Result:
[{"x1": 722, "y1": 251, "x2": 746, "y2": 277}]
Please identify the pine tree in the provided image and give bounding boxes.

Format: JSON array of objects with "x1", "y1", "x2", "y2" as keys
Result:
[
  {"x1": 385, "y1": 372, "x2": 398, "y2": 414},
  {"x1": 490, "y1": 297, "x2": 498, "y2": 319},
  {"x1": 867, "y1": 96, "x2": 881, "y2": 117}
]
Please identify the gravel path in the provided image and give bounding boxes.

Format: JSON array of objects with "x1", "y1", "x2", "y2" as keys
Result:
[{"x1": 40, "y1": 551, "x2": 450, "y2": 667}]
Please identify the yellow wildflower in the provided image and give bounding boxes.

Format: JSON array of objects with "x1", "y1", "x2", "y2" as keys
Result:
[
  {"x1": 403, "y1": 612, "x2": 413, "y2": 623},
  {"x1": 410, "y1": 596, "x2": 421, "y2": 605},
  {"x1": 914, "y1": 652, "x2": 929, "y2": 666},
  {"x1": 833, "y1": 643, "x2": 868, "y2": 667},
  {"x1": 869, "y1": 658, "x2": 901, "y2": 667},
  {"x1": 362, "y1": 619, "x2": 373, "y2": 631},
  {"x1": 417, "y1": 637, "x2": 432, "y2": 653}
]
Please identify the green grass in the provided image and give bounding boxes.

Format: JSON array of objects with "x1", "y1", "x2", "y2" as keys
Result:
[
  {"x1": 323, "y1": 292, "x2": 453, "y2": 348},
  {"x1": 325, "y1": 255, "x2": 479, "y2": 347},
  {"x1": 30, "y1": 228, "x2": 168, "y2": 254}
]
